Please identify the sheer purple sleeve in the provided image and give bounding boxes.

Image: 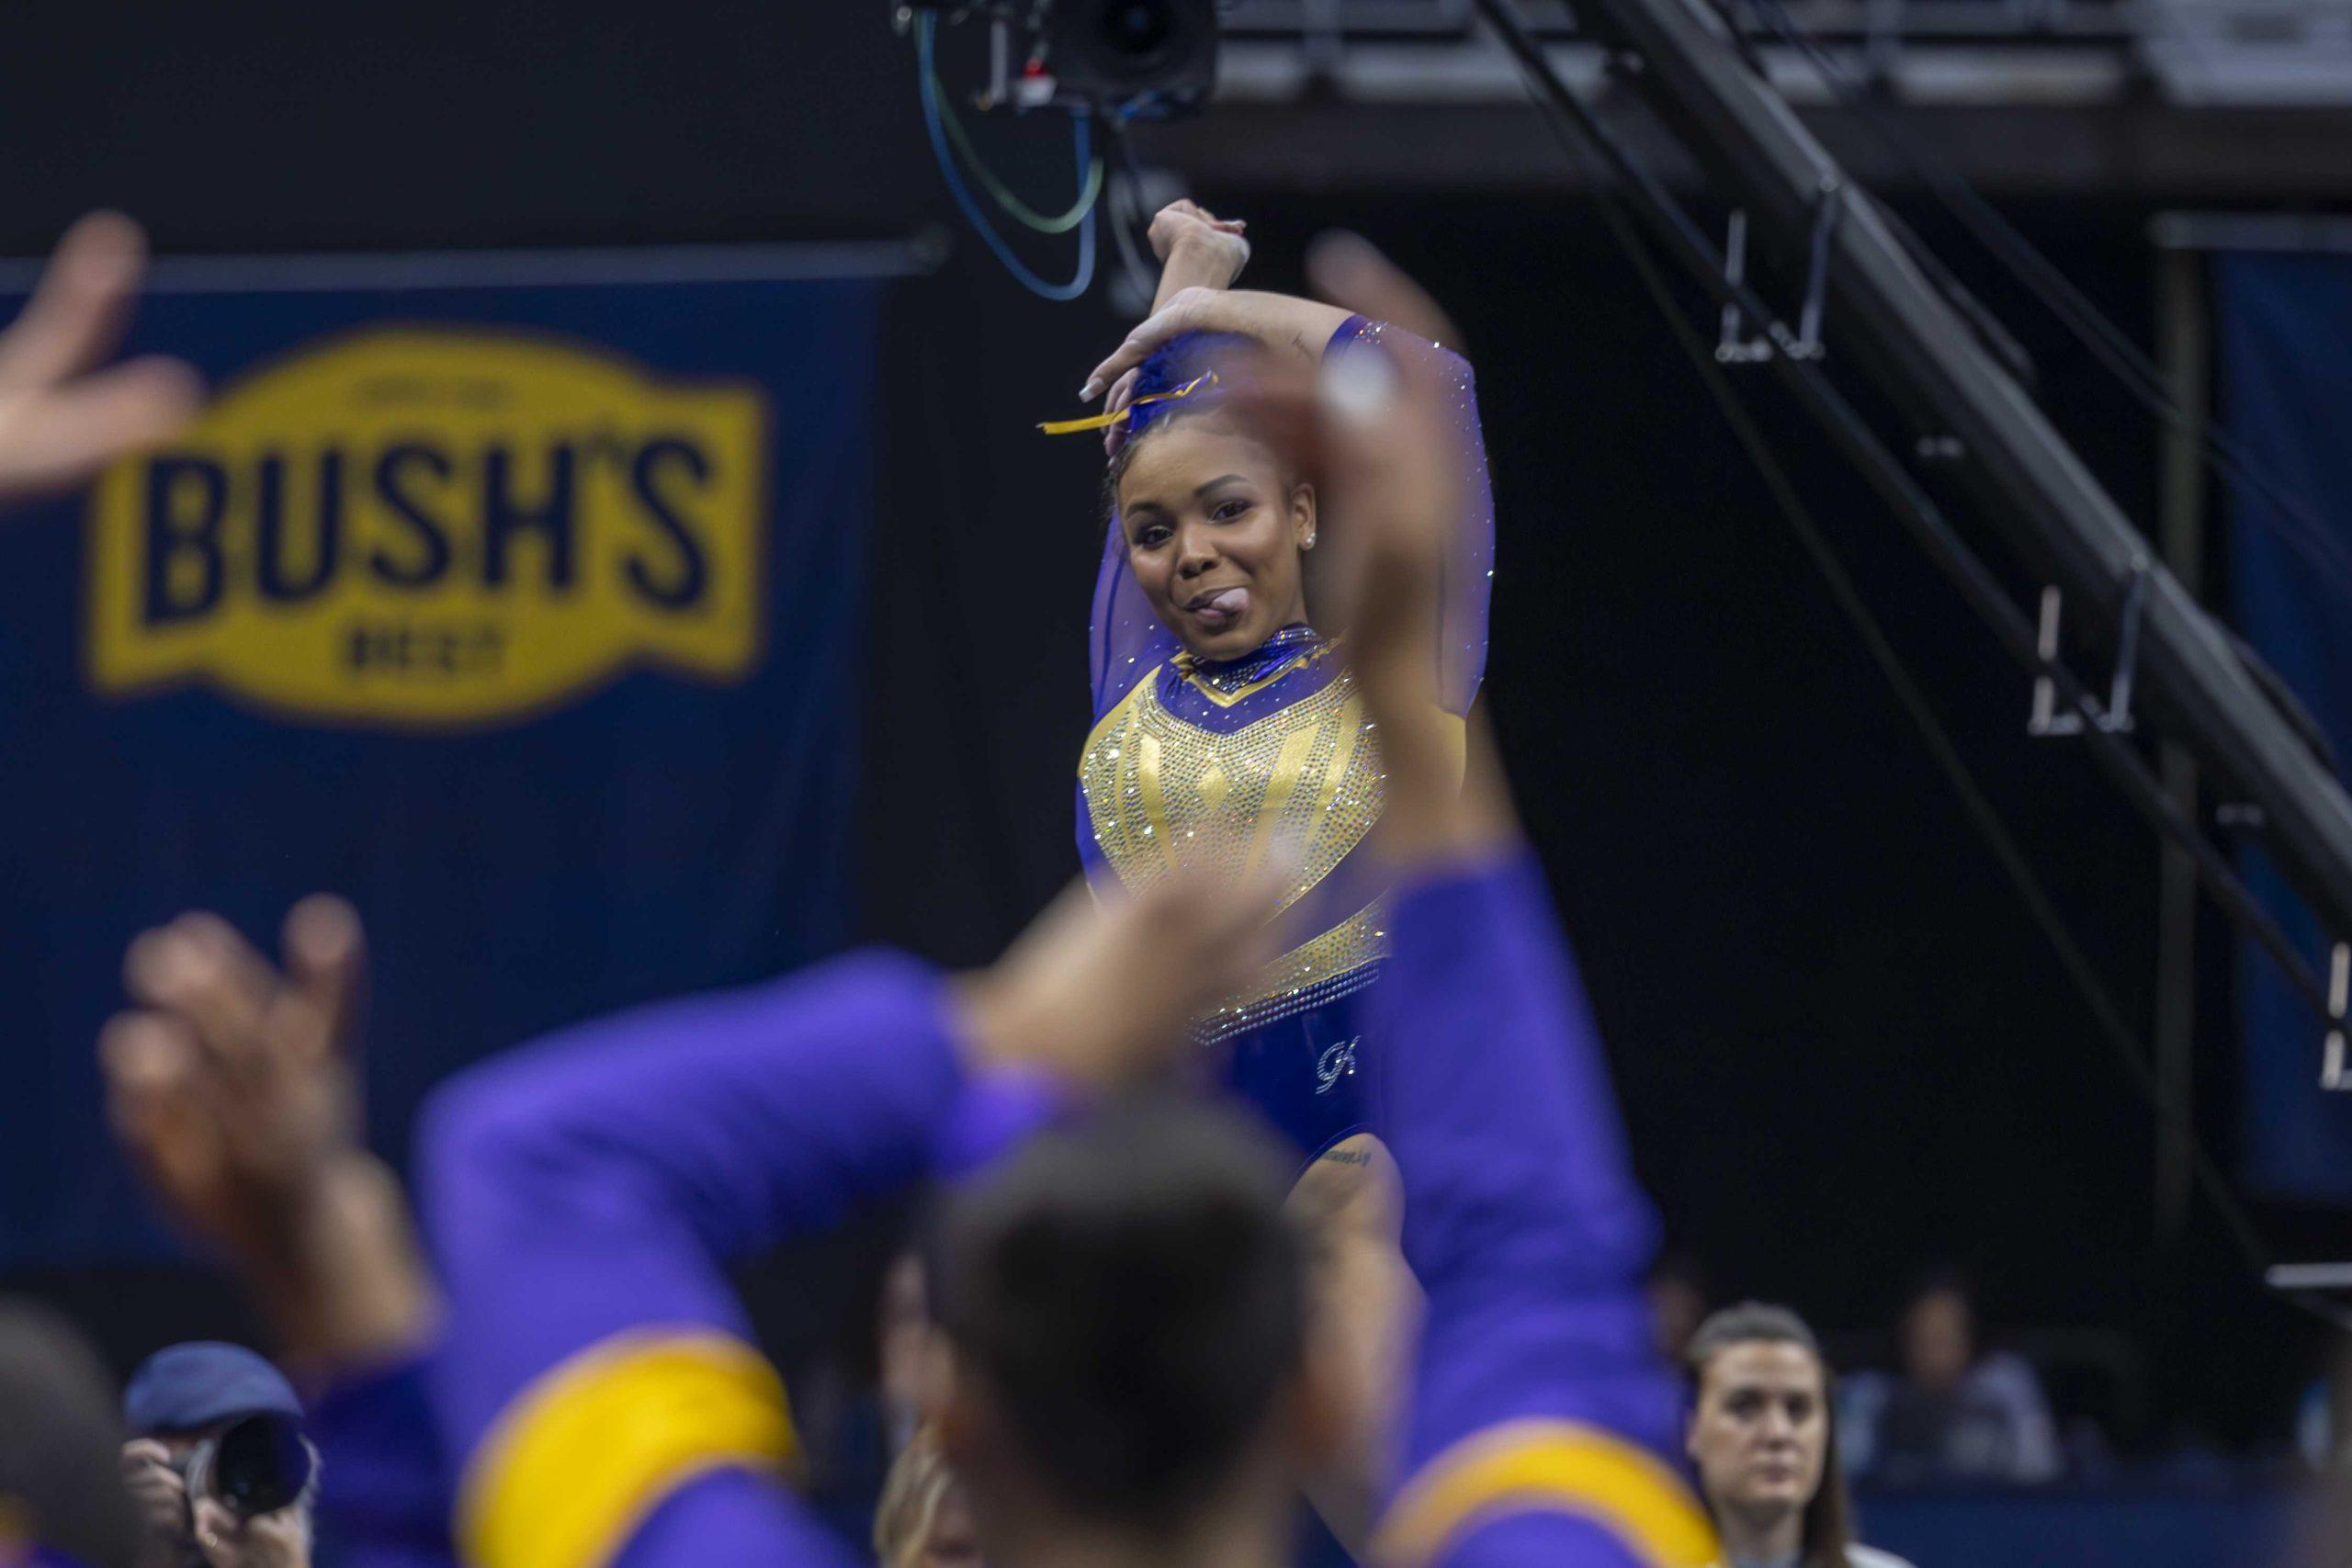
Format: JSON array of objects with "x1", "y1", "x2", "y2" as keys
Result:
[
  {"x1": 1324, "y1": 315, "x2": 1495, "y2": 716},
  {"x1": 1084, "y1": 314, "x2": 1495, "y2": 719}
]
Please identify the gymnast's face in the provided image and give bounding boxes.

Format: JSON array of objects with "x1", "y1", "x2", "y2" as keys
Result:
[{"x1": 1116, "y1": 416, "x2": 1317, "y2": 662}]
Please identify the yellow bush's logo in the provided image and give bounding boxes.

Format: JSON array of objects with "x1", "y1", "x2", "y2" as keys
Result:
[{"x1": 86, "y1": 327, "x2": 767, "y2": 727}]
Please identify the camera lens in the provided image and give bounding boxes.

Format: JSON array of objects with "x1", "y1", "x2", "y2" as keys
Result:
[
  {"x1": 1052, "y1": 0, "x2": 1216, "y2": 103},
  {"x1": 1098, "y1": 0, "x2": 1177, "y2": 62},
  {"x1": 202, "y1": 1414, "x2": 313, "y2": 1519}
]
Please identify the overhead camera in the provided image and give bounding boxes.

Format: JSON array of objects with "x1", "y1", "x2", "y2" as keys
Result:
[
  {"x1": 1049, "y1": 0, "x2": 1219, "y2": 108},
  {"x1": 901, "y1": 0, "x2": 1221, "y2": 116}
]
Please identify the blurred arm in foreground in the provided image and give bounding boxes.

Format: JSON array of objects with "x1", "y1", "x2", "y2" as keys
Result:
[
  {"x1": 107, "y1": 863, "x2": 1277, "y2": 1568},
  {"x1": 408, "y1": 867, "x2": 1277, "y2": 1568},
  {"x1": 1234, "y1": 236, "x2": 1716, "y2": 1568}
]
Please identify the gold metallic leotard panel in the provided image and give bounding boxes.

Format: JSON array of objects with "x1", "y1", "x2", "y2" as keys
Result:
[{"x1": 1079, "y1": 658, "x2": 1388, "y2": 1041}]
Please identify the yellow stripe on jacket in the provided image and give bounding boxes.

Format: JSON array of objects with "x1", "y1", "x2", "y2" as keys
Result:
[
  {"x1": 1372, "y1": 1417, "x2": 1718, "y2": 1568},
  {"x1": 456, "y1": 1326, "x2": 798, "y2": 1568}
]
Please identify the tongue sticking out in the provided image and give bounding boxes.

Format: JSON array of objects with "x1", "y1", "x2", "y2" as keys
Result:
[{"x1": 1195, "y1": 587, "x2": 1249, "y2": 627}]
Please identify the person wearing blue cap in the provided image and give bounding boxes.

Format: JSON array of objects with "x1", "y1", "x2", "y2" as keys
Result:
[{"x1": 121, "y1": 1342, "x2": 314, "y2": 1568}]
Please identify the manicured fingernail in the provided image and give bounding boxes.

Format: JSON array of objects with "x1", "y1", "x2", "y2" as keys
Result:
[{"x1": 1080, "y1": 378, "x2": 1103, "y2": 401}]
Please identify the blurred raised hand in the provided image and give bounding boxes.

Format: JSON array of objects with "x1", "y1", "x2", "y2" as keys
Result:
[
  {"x1": 108, "y1": 899, "x2": 365, "y2": 1253},
  {"x1": 102, "y1": 897, "x2": 435, "y2": 1371},
  {"x1": 0, "y1": 212, "x2": 198, "y2": 506},
  {"x1": 956, "y1": 851, "x2": 1288, "y2": 1095}
]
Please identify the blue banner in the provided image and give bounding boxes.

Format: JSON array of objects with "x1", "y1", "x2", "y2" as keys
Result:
[
  {"x1": 0, "y1": 260, "x2": 880, "y2": 1258},
  {"x1": 2215, "y1": 249, "x2": 2352, "y2": 1203}
]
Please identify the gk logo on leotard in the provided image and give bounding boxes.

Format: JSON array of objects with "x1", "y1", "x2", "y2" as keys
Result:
[
  {"x1": 85, "y1": 328, "x2": 766, "y2": 728},
  {"x1": 1314, "y1": 1038, "x2": 1360, "y2": 1095}
]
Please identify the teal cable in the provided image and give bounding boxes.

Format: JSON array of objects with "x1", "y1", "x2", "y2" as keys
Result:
[{"x1": 929, "y1": 67, "x2": 1104, "y2": 234}]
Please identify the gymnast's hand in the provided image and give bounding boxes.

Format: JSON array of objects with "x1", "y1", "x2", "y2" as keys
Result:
[
  {"x1": 1093, "y1": 201, "x2": 1254, "y2": 453},
  {"x1": 1148, "y1": 198, "x2": 1250, "y2": 283},
  {"x1": 102, "y1": 897, "x2": 436, "y2": 1373},
  {"x1": 1081, "y1": 287, "x2": 1354, "y2": 408},
  {"x1": 0, "y1": 212, "x2": 198, "y2": 507},
  {"x1": 955, "y1": 857, "x2": 1285, "y2": 1095}
]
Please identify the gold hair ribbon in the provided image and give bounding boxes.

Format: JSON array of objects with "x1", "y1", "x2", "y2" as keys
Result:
[{"x1": 1038, "y1": 369, "x2": 1219, "y2": 435}]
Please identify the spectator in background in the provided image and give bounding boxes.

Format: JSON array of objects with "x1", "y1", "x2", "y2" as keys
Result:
[
  {"x1": 1648, "y1": 1250, "x2": 1713, "y2": 1364},
  {"x1": 1685, "y1": 1303, "x2": 1914, "y2": 1568},
  {"x1": 119, "y1": 1342, "x2": 316, "y2": 1568},
  {"x1": 873, "y1": 1435, "x2": 985, "y2": 1568},
  {"x1": 1841, "y1": 1269, "x2": 2060, "y2": 1485},
  {"x1": 0, "y1": 1298, "x2": 144, "y2": 1568}
]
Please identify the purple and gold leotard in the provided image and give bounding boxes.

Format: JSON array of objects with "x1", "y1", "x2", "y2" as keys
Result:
[{"x1": 1077, "y1": 314, "x2": 1495, "y2": 1161}]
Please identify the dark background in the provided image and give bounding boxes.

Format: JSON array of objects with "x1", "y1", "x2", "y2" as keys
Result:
[{"x1": 1, "y1": 0, "x2": 2338, "y2": 1457}]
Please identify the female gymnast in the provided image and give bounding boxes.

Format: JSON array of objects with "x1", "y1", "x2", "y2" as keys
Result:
[{"x1": 1049, "y1": 203, "x2": 1496, "y2": 1540}]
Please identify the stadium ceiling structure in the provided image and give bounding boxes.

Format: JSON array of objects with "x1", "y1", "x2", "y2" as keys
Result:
[
  {"x1": 1141, "y1": 0, "x2": 2352, "y2": 1097},
  {"x1": 1152, "y1": 0, "x2": 2352, "y2": 195}
]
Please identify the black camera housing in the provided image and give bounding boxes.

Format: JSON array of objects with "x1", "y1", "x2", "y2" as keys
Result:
[
  {"x1": 901, "y1": 0, "x2": 1219, "y2": 115},
  {"x1": 178, "y1": 1412, "x2": 316, "y2": 1523},
  {"x1": 1042, "y1": 0, "x2": 1219, "y2": 113}
]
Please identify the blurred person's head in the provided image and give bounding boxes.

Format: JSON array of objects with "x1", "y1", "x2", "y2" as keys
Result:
[
  {"x1": 1685, "y1": 1302, "x2": 1851, "y2": 1568},
  {"x1": 1897, "y1": 1269, "x2": 1977, "y2": 1394},
  {"x1": 1106, "y1": 337, "x2": 1319, "y2": 662},
  {"x1": 923, "y1": 1099, "x2": 1336, "y2": 1562},
  {"x1": 1645, "y1": 1250, "x2": 1711, "y2": 1364},
  {"x1": 0, "y1": 1298, "x2": 143, "y2": 1568},
  {"x1": 874, "y1": 1434, "x2": 985, "y2": 1568}
]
